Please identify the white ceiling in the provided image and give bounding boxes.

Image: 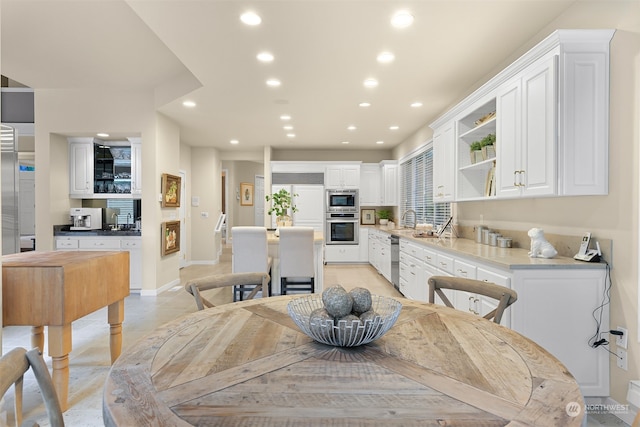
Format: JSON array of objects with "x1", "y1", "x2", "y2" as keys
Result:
[{"x1": 1, "y1": 0, "x2": 577, "y2": 152}]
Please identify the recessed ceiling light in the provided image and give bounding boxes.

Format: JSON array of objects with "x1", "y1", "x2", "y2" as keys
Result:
[
  {"x1": 182, "y1": 100, "x2": 196, "y2": 108},
  {"x1": 363, "y1": 78, "x2": 378, "y2": 88},
  {"x1": 266, "y1": 79, "x2": 281, "y2": 87},
  {"x1": 376, "y1": 140, "x2": 385, "y2": 145},
  {"x1": 286, "y1": 133, "x2": 296, "y2": 138},
  {"x1": 347, "y1": 125, "x2": 357, "y2": 131},
  {"x1": 341, "y1": 141, "x2": 350, "y2": 145},
  {"x1": 283, "y1": 125, "x2": 293, "y2": 130},
  {"x1": 230, "y1": 139, "x2": 239, "y2": 145},
  {"x1": 411, "y1": 102, "x2": 423, "y2": 108},
  {"x1": 257, "y1": 52, "x2": 274, "y2": 62},
  {"x1": 377, "y1": 51, "x2": 395, "y2": 63},
  {"x1": 359, "y1": 102, "x2": 371, "y2": 107},
  {"x1": 391, "y1": 10, "x2": 414, "y2": 28},
  {"x1": 280, "y1": 115, "x2": 291, "y2": 121},
  {"x1": 240, "y1": 11, "x2": 261, "y2": 26},
  {"x1": 96, "y1": 133, "x2": 109, "y2": 138},
  {"x1": 389, "y1": 125, "x2": 399, "y2": 130}
]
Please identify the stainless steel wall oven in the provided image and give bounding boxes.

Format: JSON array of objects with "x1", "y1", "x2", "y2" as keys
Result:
[{"x1": 325, "y1": 213, "x2": 359, "y2": 245}]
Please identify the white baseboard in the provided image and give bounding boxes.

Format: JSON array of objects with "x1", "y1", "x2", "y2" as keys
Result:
[
  {"x1": 140, "y1": 278, "x2": 180, "y2": 296},
  {"x1": 584, "y1": 396, "x2": 638, "y2": 425}
]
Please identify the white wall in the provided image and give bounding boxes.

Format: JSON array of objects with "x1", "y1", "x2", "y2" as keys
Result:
[{"x1": 190, "y1": 147, "x2": 222, "y2": 263}]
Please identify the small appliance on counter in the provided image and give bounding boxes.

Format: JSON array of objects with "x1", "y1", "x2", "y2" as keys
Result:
[{"x1": 70, "y1": 208, "x2": 102, "y2": 230}]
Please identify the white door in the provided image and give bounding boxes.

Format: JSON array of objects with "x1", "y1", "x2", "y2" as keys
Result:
[
  {"x1": 179, "y1": 170, "x2": 187, "y2": 268},
  {"x1": 254, "y1": 175, "x2": 264, "y2": 226}
]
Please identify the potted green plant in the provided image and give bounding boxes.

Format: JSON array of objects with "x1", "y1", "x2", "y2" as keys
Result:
[
  {"x1": 470, "y1": 141, "x2": 483, "y2": 164},
  {"x1": 265, "y1": 189, "x2": 298, "y2": 227},
  {"x1": 376, "y1": 209, "x2": 393, "y2": 225},
  {"x1": 480, "y1": 133, "x2": 496, "y2": 160}
]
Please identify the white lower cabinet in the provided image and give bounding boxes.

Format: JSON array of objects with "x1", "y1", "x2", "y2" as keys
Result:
[
  {"x1": 371, "y1": 232, "x2": 608, "y2": 396},
  {"x1": 54, "y1": 235, "x2": 141, "y2": 291},
  {"x1": 324, "y1": 245, "x2": 360, "y2": 263},
  {"x1": 368, "y1": 230, "x2": 391, "y2": 281}
]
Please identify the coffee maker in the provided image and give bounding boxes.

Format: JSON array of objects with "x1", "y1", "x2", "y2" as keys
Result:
[{"x1": 70, "y1": 208, "x2": 102, "y2": 230}]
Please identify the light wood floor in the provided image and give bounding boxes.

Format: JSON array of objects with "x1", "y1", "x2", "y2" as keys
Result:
[{"x1": 0, "y1": 247, "x2": 628, "y2": 426}]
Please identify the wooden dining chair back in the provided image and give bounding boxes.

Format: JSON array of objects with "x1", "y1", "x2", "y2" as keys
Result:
[
  {"x1": 231, "y1": 226, "x2": 272, "y2": 301},
  {"x1": 0, "y1": 347, "x2": 65, "y2": 427},
  {"x1": 185, "y1": 272, "x2": 270, "y2": 310},
  {"x1": 278, "y1": 227, "x2": 315, "y2": 295},
  {"x1": 428, "y1": 276, "x2": 517, "y2": 324}
]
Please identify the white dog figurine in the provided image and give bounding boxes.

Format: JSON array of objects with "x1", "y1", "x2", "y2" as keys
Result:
[{"x1": 528, "y1": 228, "x2": 558, "y2": 258}]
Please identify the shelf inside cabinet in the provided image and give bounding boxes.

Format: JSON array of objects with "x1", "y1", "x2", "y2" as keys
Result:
[
  {"x1": 459, "y1": 117, "x2": 496, "y2": 140},
  {"x1": 459, "y1": 157, "x2": 496, "y2": 171}
]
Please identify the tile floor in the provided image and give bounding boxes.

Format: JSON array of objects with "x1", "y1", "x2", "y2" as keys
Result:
[{"x1": 0, "y1": 248, "x2": 631, "y2": 426}]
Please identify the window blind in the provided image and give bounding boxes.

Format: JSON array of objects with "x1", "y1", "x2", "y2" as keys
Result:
[{"x1": 400, "y1": 146, "x2": 451, "y2": 229}]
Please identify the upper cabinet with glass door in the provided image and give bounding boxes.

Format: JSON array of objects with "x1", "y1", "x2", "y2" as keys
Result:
[{"x1": 69, "y1": 137, "x2": 141, "y2": 199}]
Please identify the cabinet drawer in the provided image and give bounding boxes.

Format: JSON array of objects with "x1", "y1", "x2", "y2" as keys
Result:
[
  {"x1": 55, "y1": 239, "x2": 78, "y2": 249},
  {"x1": 454, "y1": 259, "x2": 477, "y2": 279},
  {"x1": 423, "y1": 248, "x2": 437, "y2": 267},
  {"x1": 477, "y1": 267, "x2": 511, "y2": 287},
  {"x1": 79, "y1": 239, "x2": 121, "y2": 250},
  {"x1": 121, "y1": 239, "x2": 142, "y2": 249},
  {"x1": 400, "y1": 240, "x2": 423, "y2": 259},
  {"x1": 436, "y1": 253, "x2": 454, "y2": 274}
]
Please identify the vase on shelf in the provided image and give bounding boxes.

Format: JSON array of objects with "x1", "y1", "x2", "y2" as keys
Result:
[{"x1": 276, "y1": 215, "x2": 292, "y2": 228}]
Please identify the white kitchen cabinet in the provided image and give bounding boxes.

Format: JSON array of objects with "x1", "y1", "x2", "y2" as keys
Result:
[
  {"x1": 121, "y1": 237, "x2": 142, "y2": 290},
  {"x1": 430, "y1": 29, "x2": 614, "y2": 201},
  {"x1": 380, "y1": 161, "x2": 398, "y2": 206},
  {"x1": 358, "y1": 228, "x2": 369, "y2": 262},
  {"x1": 130, "y1": 139, "x2": 142, "y2": 196},
  {"x1": 511, "y1": 268, "x2": 608, "y2": 397},
  {"x1": 69, "y1": 139, "x2": 93, "y2": 197},
  {"x1": 373, "y1": 231, "x2": 609, "y2": 395},
  {"x1": 271, "y1": 184, "x2": 324, "y2": 231},
  {"x1": 68, "y1": 137, "x2": 142, "y2": 199},
  {"x1": 432, "y1": 122, "x2": 455, "y2": 202},
  {"x1": 368, "y1": 229, "x2": 390, "y2": 280},
  {"x1": 359, "y1": 164, "x2": 380, "y2": 206},
  {"x1": 325, "y1": 164, "x2": 360, "y2": 189},
  {"x1": 54, "y1": 235, "x2": 142, "y2": 291},
  {"x1": 324, "y1": 245, "x2": 360, "y2": 263},
  {"x1": 496, "y1": 53, "x2": 557, "y2": 198}
]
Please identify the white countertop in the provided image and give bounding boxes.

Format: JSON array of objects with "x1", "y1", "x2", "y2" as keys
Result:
[{"x1": 366, "y1": 225, "x2": 606, "y2": 271}]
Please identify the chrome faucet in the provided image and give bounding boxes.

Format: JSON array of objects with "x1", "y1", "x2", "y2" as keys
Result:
[
  {"x1": 401, "y1": 209, "x2": 417, "y2": 229},
  {"x1": 112, "y1": 212, "x2": 119, "y2": 230},
  {"x1": 127, "y1": 213, "x2": 132, "y2": 227}
]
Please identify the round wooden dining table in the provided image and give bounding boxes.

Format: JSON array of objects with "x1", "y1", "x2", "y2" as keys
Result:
[{"x1": 103, "y1": 296, "x2": 585, "y2": 426}]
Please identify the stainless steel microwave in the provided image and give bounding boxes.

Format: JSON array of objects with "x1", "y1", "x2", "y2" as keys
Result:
[{"x1": 326, "y1": 189, "x2": 358, "y2": 213}]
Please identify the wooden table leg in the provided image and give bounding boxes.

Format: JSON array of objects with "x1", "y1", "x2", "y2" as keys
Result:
[
  {"x1": 31, "y1": 326, "x2": 45, "y2": 351},
  {"x1": 48, "y1": 324, "x2": 72, "y2": 412},
  {"x1": 108, "y1": 299, "x2": 125, "y2": 364}
]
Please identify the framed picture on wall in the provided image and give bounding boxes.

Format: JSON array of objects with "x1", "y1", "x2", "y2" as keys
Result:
[
  {"x1": 240, "y1": 182, "x2": 254, "y2": 206},
  {"x1": 361, "y1": 209, "x2": 376, "y2": 225},
  {"x1": 161, "y1": 220, "x2": 180, "y2": 256},
  {"x1": 161, "y1": 173, "x2": 181, "y2": 207}
]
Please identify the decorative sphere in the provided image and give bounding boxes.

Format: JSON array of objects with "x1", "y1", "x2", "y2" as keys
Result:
[
  {"x1": 360, "y1": 310, "x2": 382, "y2": 335},
  {"x1": 309, "y1": 308, "x2": 334, "y2": 339},
  {"x1": 322, "y1": 285, "x2": 353, "y2": 318},
  {"x1": 349, "y1": 287, "x2": 372, "y2": 315}
]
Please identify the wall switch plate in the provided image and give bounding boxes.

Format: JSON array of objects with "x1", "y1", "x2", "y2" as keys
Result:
[
  {"x1": 616, "y1": 326, "x2": 628, "y2": 349},
  {"x1": 616, "y1": 349, "x2": 627, "y2": 371}
]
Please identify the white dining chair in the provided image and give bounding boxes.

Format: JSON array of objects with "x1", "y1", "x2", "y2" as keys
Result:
[
  {"x1": 231, "y1": 226, "x2": 272, "y2": 301},
  {"x1": 278, "y1": 226, "x2": 315, "y2": 295}
]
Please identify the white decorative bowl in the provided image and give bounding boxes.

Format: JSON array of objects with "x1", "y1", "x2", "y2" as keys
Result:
[{"x1": 287, "y1": 294, "x2": 402, "y2": 347}]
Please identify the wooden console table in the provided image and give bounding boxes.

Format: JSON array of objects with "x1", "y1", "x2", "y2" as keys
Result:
[
  {"x1": 2, "y1": 250, "x2": 130, "y2": 411},
  {"x1": 104, "y1": 296, "x2": 584, "y2": 426}
]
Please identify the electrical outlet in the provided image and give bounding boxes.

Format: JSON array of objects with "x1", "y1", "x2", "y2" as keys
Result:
[
  {"x1": 616, "y1": 349, "x2": 628, "y2": 371},
  {"x1": 616, "y1": 326, "x2": 628, "y2": 349}
]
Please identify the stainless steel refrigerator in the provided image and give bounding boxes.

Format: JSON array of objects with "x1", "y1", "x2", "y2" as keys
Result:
[{"x1": 2, "y1": 124, "x2": 20, "y2": 255}]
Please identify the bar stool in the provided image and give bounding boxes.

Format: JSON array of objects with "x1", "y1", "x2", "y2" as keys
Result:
[
  {"x1": 279, "y1": 227, "x2": 315, "y2": 295},
  {"x1": 231, "y1": 226, "x2": 272, "y2": 301}
]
